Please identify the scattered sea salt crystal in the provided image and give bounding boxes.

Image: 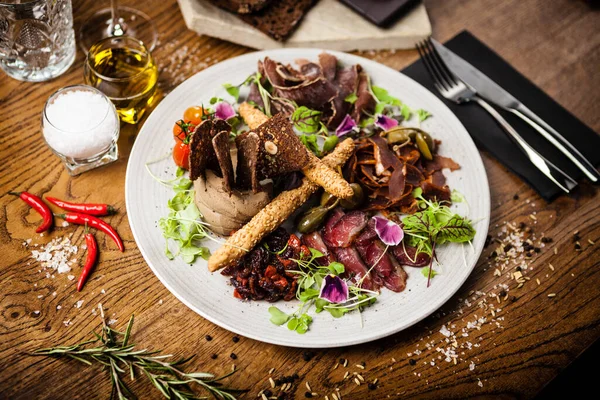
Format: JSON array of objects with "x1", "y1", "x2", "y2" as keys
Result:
[
  {"x1": 100, "y1": 289, "x2": 105, "y2": 294},
  {"x1": 439, "y1": 325, "x2": 451, "y2": 337},
  {"x1": 33, "y1": 311, "x2": 40, "y2": 315},
  {"x1": 42, "y1": 89, "x2": 118, "y2": 159},
  {"x1": 62, "y1": 221, "x2": 69, "y2": 227},
  {"x1": 108, "y1": 319, "x2": 118, "y2": 326},
  {"x1": 56, "y1": 305, "x2": 62, "y2": 310},
  {"x1": 67, "y1": 275, "x2": 75, "y2": 281},
  {"x1": 37, "y1": 295, "x2": 43, "y2": 298},
  {"x1": 63, "y1": 319, "x2": 71, "y2": 327},
  {"x1": 75, "y1": 300, "x2": 84, "y2": 308},
  {"x1": 477, "y1": 379, "x2": 483, "y2": 387},
  {"x1": 158, "y1": 299, "x2": 163, "y2": 305},
  {"x1": 469, "y1": 361, "x2": 476, "y2": 371}
]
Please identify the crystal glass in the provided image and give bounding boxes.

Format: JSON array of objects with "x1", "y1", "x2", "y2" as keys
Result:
[
  {"x1": 0, "y1": 0, "x2": 76, "y2": 82},
  {"x1": 84, "y1": 36, "x2": 158, "y2": 124},
  {"x1": 78, "y1": 0, "x2": 157, "y2": 54},
  {"x1": 42, "y1": 85, "x2": 120, "y2": 176}
]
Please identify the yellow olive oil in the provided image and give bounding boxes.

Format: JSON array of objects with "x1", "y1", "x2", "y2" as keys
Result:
[{"x1": 85, "y1": 45, "x2": 158, "y2": 124}]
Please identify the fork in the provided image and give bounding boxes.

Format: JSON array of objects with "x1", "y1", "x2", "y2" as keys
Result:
[{"x1": 416, "y1": 38, "x2": 577, "y2": 194}]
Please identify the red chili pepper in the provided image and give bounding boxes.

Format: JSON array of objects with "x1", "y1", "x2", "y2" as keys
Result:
[
  {"x1": 9, "y1": 191, "x2": 53, "y2": 233},
  {"x1": 46, "y1": 197, "x2": 116, "y2": 216},
  {"x1": 56, "y1": 212, "x2": 124, "y2": 252},
  {"x1": 77, "y1": 232, "x2": 98, "y2": 292}
]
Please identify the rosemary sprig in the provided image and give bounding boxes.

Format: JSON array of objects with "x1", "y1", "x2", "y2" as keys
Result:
[{"x1": 31, "y1": 304, "x2": 246, "y2": 400}]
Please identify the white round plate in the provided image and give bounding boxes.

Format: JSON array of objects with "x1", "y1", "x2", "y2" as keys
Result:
[{"x1": 125, "y1": 49, "x2": 490, "y2": 348}]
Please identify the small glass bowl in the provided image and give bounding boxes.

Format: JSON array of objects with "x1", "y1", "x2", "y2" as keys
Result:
[{"x1": 41, "y1": 85, "x2": 120, "y2": 176}]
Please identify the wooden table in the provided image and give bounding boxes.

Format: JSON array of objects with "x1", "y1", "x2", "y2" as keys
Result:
[{"x1": 1, "y1": 0, "x2": 598, "y2": 398}]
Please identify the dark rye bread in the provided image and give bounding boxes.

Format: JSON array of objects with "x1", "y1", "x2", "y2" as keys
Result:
[
  {"x1": 239, "y1": 0, "x2": 319, "y2": 41},
  {"x1": 211, "y1": 0, "x2": 272, "y2": 14}
]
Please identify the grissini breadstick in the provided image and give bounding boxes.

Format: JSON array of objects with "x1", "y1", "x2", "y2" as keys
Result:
[
  {"x1": 238, "y1": 102, "x2": 353, "y2": 199},
  {"x1": 239, "y1": 101, "x2": 269, "y2": 129},
  {"x1": 208, "y1": 138, "x2": 355, "y2": 272}
]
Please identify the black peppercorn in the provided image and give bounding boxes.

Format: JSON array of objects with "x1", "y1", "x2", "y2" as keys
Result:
[
  {"x1": 205, "y1": 334, "x2": 212, "y2": 341},
  {"x1": 515, "y1": 266, "x2": 521, "y2": 271},
  {"x1": 409, "y1": 358, "x2": 416, "y2": 366},
  {"x1": 304, "y1": 392, "x2": 313, "y2": 398},
  {"x1": 513, "y1": 194, "x2": 519, "y2": 200},
  {"x1": 302, "y1": 351, "x2": 314, "y2": 361},
  {"x1": 339, "y1": 357, "x2": 346, "y2": 364},
  {"x1": 541, "y1": 237, "x2": 553, "y2": 243},
  {"x1": 510, "y1": 296, "x2": 517, "y2": 302},
  {"x1": 232, "y1": 336, "x2": 239, "y2": 343},
  {"x1": 210, "y1": 353, "x2": 218, "y2": 360},
  {"x1": 292, "y1": 373, "x2": 299, "y2": 380},
  {"x1": 534, "y1": 247, "x2": 541, "y2": 253},
  {"x1": 368, "y1": 382, "x2": 377, "y2": 390},
  {"x1": 230, "y1": 353, "x2": 237, "y2": 360},
  {"x1": 264, "y1": 390, "x2": 273, "y2": 397}
]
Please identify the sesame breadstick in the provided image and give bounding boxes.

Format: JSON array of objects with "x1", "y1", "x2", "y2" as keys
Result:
[
  {"x1": 239, "y1": 102, "x2": 353, "y2": 199},
  {"x1": 239, "y1": 101, "x2": 269, "y2": 129},
  {"x1": 208, "y1": 138, "x2": 355, "y2": 271}
]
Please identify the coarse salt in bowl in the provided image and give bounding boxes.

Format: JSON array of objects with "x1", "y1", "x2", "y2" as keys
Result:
[{"x1": 42, "y1": 85, "x2": 120, "y2": 175}]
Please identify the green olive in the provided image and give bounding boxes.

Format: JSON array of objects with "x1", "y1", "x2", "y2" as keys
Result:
[
  {"x1": 415, "y1": 132, "x2": 433, "y2": 160},
  {"x1": 340, "y1": 183, "x2": 365, "y2": 210},
  {"x1": 387, "y1": 129, "x2": 410, "y2": 144},
  {"x1": 297, "y1": 206, "x2": 330, "y2": 234},
  {"x1": 320, "y1": 191, "x2": 338, "y2": 208}
]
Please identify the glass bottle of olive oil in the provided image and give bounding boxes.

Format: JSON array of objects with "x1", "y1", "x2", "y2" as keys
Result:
[{"x1": 84, "y1": 36, "x2": 158, "y2": 124}]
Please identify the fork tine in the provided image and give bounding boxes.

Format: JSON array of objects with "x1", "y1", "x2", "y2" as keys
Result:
[
  {"x1": 424, "y1": 38, "x2": 458, "y2": 86},
  {"x1": 416, "y1": 41, "x2": 449, "y2": 91}
]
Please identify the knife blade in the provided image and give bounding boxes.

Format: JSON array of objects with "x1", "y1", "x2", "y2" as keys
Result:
[{"x1": 431, "y1": 38, "x2": 599, "y2": 182}]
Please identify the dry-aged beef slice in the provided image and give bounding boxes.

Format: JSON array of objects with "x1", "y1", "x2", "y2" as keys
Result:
[
  {"x1": 327, "y1": 64, "x2": 359, "y2": 128},
  {"x1": 318, "y1": 52, "x2": 338, "y2": 82},
  {"x1": 352, "y1": 71, "x2": 376, "y2": 121},
  {"x1": 322, "y1": 210, "x2": 368, "y2": 248},
  {"x1": 263, "y1": 57, "x2": 337, "y2": 111},
  {"x1": 211, "y1": 0, "x2": 273, "y2": 14},
  {"x1": 212, "y1": 131, "x2": 234, "y2": 193},
  {"x1": 239, "y1": 0, "x2": 318, "y2": 41},
  {"x1": 332, "y1": 247, "x2": 377, "y2": 291}
]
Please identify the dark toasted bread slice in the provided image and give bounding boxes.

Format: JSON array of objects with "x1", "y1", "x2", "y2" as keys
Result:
[
  {"x1": 239, "y1": 0, "x2": 318, "y2": 41},
  {"x1": 212, "y1": 130, "x2": 235, "y2": 193},
  {"x1": 211, "y1": 0, "x2": 272, "y2": 14}
]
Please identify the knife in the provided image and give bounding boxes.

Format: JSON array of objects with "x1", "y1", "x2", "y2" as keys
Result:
[{"x1": 431, "y1": 38, "x2": 599, "y2": 183}]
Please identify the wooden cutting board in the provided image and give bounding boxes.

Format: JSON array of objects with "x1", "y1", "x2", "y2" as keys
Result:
[{"x1": 176, "y1": 0, "x2": 432, "y2": 51}]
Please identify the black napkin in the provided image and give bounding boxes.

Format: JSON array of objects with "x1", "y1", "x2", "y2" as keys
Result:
[{"x1": 401, "y1": 30, "x2": 600, "y2": 201}]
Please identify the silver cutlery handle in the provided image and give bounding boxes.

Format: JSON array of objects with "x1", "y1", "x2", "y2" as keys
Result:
[
  {"x1": 510, "y1": 104, "x2": 599, "y2": 182},
  {"x1": 474, "y1": 97, "x2": 577, "y2": 193}
]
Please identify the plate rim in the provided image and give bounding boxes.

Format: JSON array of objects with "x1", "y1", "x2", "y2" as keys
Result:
[{"x1": 125, "y1": 48, "x2": 491, "y2": 348}]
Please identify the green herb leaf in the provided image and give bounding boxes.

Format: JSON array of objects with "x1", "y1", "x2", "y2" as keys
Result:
[
  {"x1": 451, "y1": 189, "x2": 466, "y2": 204},
  {"x1": 222, "y1": 83, "x2": 240, "y2": 102},
  {"x1": 291, "y1": 106, "x2": 324, "y2": 134},
  {"x1": 309, "y1": 248, "x2": 324, "y2": 260},
  {"x1": 421, "y1": 267, "x2": 438, "y2": 279},
  {"x1": 176, "y1": 167, "x2": 185, "y2": 177},
  {"x1": 299, "y1": 288, "x2": 320, "y2": 302},
  {"x1": 401, "y1": 104, "x2": 412, "y2": 121},
  {"x1": 299, "y1": 134, "x2": 321, "y2": 157},
  {"x1": 344, "y1": 93, "x2": 358, "y2": 104},
  {"x1": 436, "y1": 215, "x2": 476, "y2": 244},
  {"x1": 327, "y1": 262, "x2": 345, "y2": 275},
  {"x1": 371, "y1": 86, "x2": 402, "y2": 107},
  {"x1": 322, "y1": 135, "x2": 339, "y2": 154},
  {"x1": 327, "y1": 307, "x2": 349, "y2": 318},
  {"x1": 268, "y1": 307, "x2": 290, "y2": 326},
  {"x1": 416, "y1": 108, "x2": 432, "y2": 122}
]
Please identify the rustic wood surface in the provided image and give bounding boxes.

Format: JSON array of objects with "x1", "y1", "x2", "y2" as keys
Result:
[{"x1": 1, "y1": 0, "x2": 599, "y2": 399}]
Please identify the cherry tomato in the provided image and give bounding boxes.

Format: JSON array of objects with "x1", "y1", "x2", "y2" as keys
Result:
[
  {"x1": 173, "y1": 141, "x2": 190, "y2": 169},
  {"x1": 173, "y1": 119, "x2": 194, "y2": 142},
  {"x1": 183, "y1": 106, "x2": 206, "y2": 126}
]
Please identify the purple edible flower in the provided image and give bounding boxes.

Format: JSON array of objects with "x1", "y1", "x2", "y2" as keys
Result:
[
  {"x1": 335, "y1": 114, "x2": 357, "y2": 137},
  {"x1": 373, "y1": 216, "x2": 404, "y2": 246},
  {"x1": 374, "y1": 114, "x2": 398, "y2": 131},
  {"x1": 319, "y1": 275, "x2": 349, "y2": 303},
  {"x1": 214, "y1": 102, "x2": 236, "y2": 120}
]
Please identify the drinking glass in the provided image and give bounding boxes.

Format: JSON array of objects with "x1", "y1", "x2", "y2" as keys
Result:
[
  {"x1": 79, "y1": 0, "x2": 157, "y2": 53},
  {"x1": 42, "y1": 85, "x2": 120, "y2": 176},
  {"x1": 84, "y1": 36, "x2": 158, "y2": 124},
  {"x1": 0, "y1": 0, "x2": 76, "y2": 82}
]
